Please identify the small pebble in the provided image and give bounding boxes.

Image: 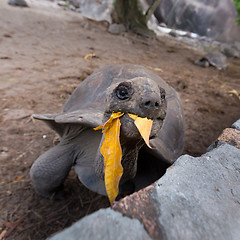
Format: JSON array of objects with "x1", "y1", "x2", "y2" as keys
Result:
[
  {"x1": 108, "y1": 24, "x2": 126, "y2": 35},
  {"x1": 0, "y1": 152, "x2": 9, "y2": 161},
  {"x1": 57, "y1": 1, "x2": 67, "y2": 7},
  {"x1": 2, "y1": 146, "x2": 9, "y2": 152}
]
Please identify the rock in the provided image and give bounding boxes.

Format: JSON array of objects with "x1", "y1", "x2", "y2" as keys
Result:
[
  {"x1": 76, "y1": 0, "x2": 113, "y2": 23},
  {"x1": 69, "y1": 0, "x2": 81, "y2": 8},
  {"x1": 2, "y1": 147, "x2": 9, "y2": 152},
  {"x1": 57, "y1": 1, "x2": 67, "y2": 7},
  {"x1": 208, "y1": 119, "x2": 240, "y2": 151},
  {"x1": 150, "y1": 0, "x2": 240, "y2": 43},
  {"x1": 0, "y1": 152, "x2": 9, "y2": 161},
  {"x1": 49, "y1": 209, "x2": 151, "y2": 240},
  {"x1": 108, "y1": 24, "x2": 126, "y2": 35},
  {"x1": 69, "y1": 5, "x2": 76, "y2": 11},
  {"x1": 0, "y1": 147, "x2": 9, "y2": 161},
  {"x1": 232, "y1": 119, "x2": 240, "y2": 131},
  {"x1": 8, "y1": 0, "x2": 28, "y2": 7},
  {"x1": 49, "y1": 142, "x2": 240, "y2": 240},
  {"x1": 114, "y1": 143, "x2": 240, "y2": 240},
  {"x1": 112, "y1": 185, "x2": 164, "y2": 239},
  {"x1": 216, "y1": 128, "x2": 240, "y2": 149},
  {"x1": 169, "y1": 30, "x2": 177, "y2": 38},
  {"x1": 152, "y1": 143, "x2": 240, "y2": 240}
]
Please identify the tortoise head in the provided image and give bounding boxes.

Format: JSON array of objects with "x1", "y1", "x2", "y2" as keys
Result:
[
  {"x1": 104, "y1": 77, "x2": 167, "y2": 143},
  {"x1": 94, "y1": 77, "x2": 167, "y2": 188}
]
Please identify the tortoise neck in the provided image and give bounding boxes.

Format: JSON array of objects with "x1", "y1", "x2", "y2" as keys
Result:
[
  {"x1": 120, "y1": 140, "x2": 144, "y2": 183},
  {"x1": 94, "y1": 137, "x2": 144, "y2": 184}
]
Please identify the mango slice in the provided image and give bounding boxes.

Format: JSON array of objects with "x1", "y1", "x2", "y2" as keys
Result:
[
  {"x1": 94, "y1": 112, "x2": 124, "y2": 204},
  {"x1": 94, "y1": 112, "x2": 153, "y2": 204},
  {"x1": 128, "y1": 113, "x2": 153, "y2": 149}
]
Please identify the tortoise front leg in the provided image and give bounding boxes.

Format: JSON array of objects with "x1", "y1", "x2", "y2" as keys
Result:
[{"x1": 30, "y1": 143, "x2": 75, "y2": 199}]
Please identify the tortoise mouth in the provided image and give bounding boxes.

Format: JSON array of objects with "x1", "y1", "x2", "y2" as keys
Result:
[
  {"x1": 105, "y1": 111, "x2": 164, "y2": 121},
  {"x1": 116, "y1": 113, "x2": 163, "y2": 143}
]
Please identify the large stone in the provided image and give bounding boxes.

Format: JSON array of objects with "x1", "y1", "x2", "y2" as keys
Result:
[
  {"x1": 49, "y1": 208, "x2": 151, "y2": 240},
  {"x1": 50, "y1": 143, "x2": 240, "y2": 240},
  {"x1": 150, "y1": 0, "x2": 240, "y2": 43},
  {"x1": 152, "y1": 143, "x2": 240, "y2": 240},
  {"x1": 207, "y1": 120, "x2": 240, "y2": 151},
  {"x1": 113, "y1": 143, "x2": 240, "y2": 239},
  {"x1": 112, "y1": 185, "x2": 164, "y2": 239},
  {"x1": 76, "y1": 0, "x2": 113, "y2": 23}
]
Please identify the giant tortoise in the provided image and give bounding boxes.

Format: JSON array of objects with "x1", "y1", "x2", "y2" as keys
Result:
[
  {"x1": 194, "y1": 51, "x2": 227, "y2": 70},
  {"x1": 30, "y1": 64, "x2": 185, "y2": 203}
]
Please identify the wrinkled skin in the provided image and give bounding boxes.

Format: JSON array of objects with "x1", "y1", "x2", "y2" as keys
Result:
[
  {"x1": 94, "y1": 77, "x2": 167, "y2": 186},
  {"x1": 30, "y1": 64, "x2": 184, "y2": 200},
  {"x1": 105, "y1": 78, "x2": 166, "y2": 143}
]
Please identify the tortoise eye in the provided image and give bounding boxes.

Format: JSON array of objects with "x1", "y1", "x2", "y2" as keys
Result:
[
  {"x1": 117, "y1": 86, "x2": 129, "y2": 100},
  {"x1": 115, "y1": 82, "x2": 132, "y2": 100}
]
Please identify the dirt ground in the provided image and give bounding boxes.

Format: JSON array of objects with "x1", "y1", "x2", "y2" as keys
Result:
[{"x1": 0, "y1": 1, "x2": 240, "y2": 239}]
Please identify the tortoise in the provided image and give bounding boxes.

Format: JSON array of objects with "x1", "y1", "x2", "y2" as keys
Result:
[
  {"x1": 194, "y1": 51, "x2": 227, "y2": 70},
  {"x1": 30, "y1": 64, "x2": 185, "y2": 201}
]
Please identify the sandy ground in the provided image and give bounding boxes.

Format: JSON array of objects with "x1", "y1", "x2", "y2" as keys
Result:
[{"x1": 0, "y1": 1, "x2": 240, "y2": 239}]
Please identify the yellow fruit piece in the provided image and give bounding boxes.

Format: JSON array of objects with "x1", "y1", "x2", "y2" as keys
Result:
[
  {"x1": 128, "y1": 114, "x2": 153, "y2": 148},
  {"x1": 94, "y1": 112, "x2": 153, "y2": 204},
  {"x1": 94, "y1": 112, "x2": 124, "y2": 204}
]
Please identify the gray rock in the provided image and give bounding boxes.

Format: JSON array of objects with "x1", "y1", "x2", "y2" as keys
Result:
[
  {"x1": 232, "y1": 119, "x2": 240, "y2": 131},
  {"x1": 77, "y1": 0, "x2": 113, "y2": 23},
  {"x1": 150, "y1": 0, "x2": 240, "y2": 43},
  {"x1": 206, "y1": 141, "x2": 224, "y2": 152},
  {"x1": 169, "y1": 30, "x2": 177, "y2": 38},
  {"x1": 0, "y1": 152, "x2": 9, "y2": 161},
  {"x1": 2, "y1": 146, "x2": 9, "y2": 152},
  {"x1": 49, "y1": 208, "x2": 151, "y2": 240},
  {"x1": 153, "y1": 143, "x2": 240, "y2": 240},
  {"x1": 108, "y1": 24, "x2": 126, "y2": 35},
  {"x1": 49, "y1": 143, "x2": 240, "y2": 240},
  {"x1": 57, "y1": 1, "x2": 67, "y2": 7},
  {"x1": 69, "y1": 0, "x2": 81, "y2": 8},
  {"x1": 8, "y1": 0, "x2": 28, "y2": 7}
]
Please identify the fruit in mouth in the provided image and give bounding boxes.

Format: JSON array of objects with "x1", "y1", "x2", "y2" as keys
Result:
[{"x1": 94, "y1": 112, "x2": 154, "y2": 204}]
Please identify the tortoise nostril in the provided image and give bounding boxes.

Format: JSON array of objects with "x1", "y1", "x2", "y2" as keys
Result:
[
  {"x1": 144, "y1": 100, "x2": 161, "y2": 110},
  {"x1": 144, "y1": 100, "x2": 160, "y2": 109},
  {"x1": 144, "y1": 101, "x2": 151, "y2": 108}
]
